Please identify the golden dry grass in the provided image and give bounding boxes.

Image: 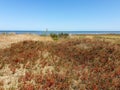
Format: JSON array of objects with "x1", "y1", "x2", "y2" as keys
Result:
[{"x1": 0, "y1": 34, "x2": 53, "y2": 49}]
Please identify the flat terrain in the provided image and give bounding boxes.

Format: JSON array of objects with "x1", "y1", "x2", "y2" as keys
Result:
[
  {"x1": 72, "y1": 34, "x2": 120, "y2": 43},
  {"x1": 0, "y1": 34, "x2": 120, "y2": 90},
  {"x1": 0, "y1": 34, "x2": 53, "y2": 49}
]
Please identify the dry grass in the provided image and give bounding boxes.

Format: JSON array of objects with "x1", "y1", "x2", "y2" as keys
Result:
[
  {"x1": 71, "y1": 34, "x2": 120, "y2": 44},
  {"x1": 0, "y1": 34, "x2": 120, "y2": 90},
  {"x1": 0, "y1": 34, "x2": 53, "y2": 49}
]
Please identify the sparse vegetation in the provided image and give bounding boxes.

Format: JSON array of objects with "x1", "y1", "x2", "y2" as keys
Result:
[{"x1": 0, "y1": 35, "x2": 120, "y2": 90}]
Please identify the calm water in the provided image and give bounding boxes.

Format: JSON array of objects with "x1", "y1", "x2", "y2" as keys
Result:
[{"x1": 0, "y1": 31, "x2": 120, "y2": 35}]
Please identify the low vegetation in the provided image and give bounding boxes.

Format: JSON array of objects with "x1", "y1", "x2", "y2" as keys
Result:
[
  {"x1": 0, "y1": 38, "x2": 120, "y2": 90},
  {"x1": 50, "y1": 33, "x2": 69, "y2": 40}
]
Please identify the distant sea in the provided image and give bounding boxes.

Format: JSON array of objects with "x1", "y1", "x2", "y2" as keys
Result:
[{"x1": 0, "y1": 31, "x2": 120, "y2": 35}]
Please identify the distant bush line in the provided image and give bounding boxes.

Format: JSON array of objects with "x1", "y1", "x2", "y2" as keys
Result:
[{"x1": 50, "y1": 33, "x2": 69, "y2": 40}]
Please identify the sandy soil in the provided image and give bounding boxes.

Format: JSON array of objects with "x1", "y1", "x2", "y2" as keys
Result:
[{"x1": 0, "y1": 34, "x2": 53, "y2": 49}]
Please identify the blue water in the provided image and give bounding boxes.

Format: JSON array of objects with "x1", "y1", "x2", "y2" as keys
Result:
[{"x1": 0, "y1": 31, "x2": 120, "y2": 35}]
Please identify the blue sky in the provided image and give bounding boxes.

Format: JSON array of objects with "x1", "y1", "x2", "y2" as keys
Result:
[{"x1": 0, "y1": 0, "x2": 120, "y2": 31}]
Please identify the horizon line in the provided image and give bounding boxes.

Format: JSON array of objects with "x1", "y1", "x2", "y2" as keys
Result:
[{"x1": 0, "y1": 29, "x2": 120, "y2": 31}]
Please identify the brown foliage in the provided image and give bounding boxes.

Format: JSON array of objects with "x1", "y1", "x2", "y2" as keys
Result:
[{"x1": 0, "y1": 39, "x2": 120, "y2": 89}]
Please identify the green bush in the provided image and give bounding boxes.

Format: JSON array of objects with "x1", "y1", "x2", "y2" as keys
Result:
[
  {"x1": 58, "y1": 33, "x2": 69, "y2": 38},
  {"x1": 50, "y1": 33, "x2": 59, "y2": 40},
  {"x1": 50, "y1": 33, "x2": 69, "y2": 40}
]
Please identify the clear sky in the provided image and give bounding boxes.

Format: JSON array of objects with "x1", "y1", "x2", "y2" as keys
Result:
[{"x1": 0, "y1": 0, "x2": 120, "y2": 31}]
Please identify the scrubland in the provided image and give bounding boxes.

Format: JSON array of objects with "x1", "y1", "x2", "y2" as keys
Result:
[{"x1": 0, "y1": 34, "x2": 120, "y2": 90}]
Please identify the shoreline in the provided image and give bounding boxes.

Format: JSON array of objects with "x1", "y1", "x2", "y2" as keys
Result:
[{"x1": 1, "y1": 31, "x2": 120, "y2": 35}]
